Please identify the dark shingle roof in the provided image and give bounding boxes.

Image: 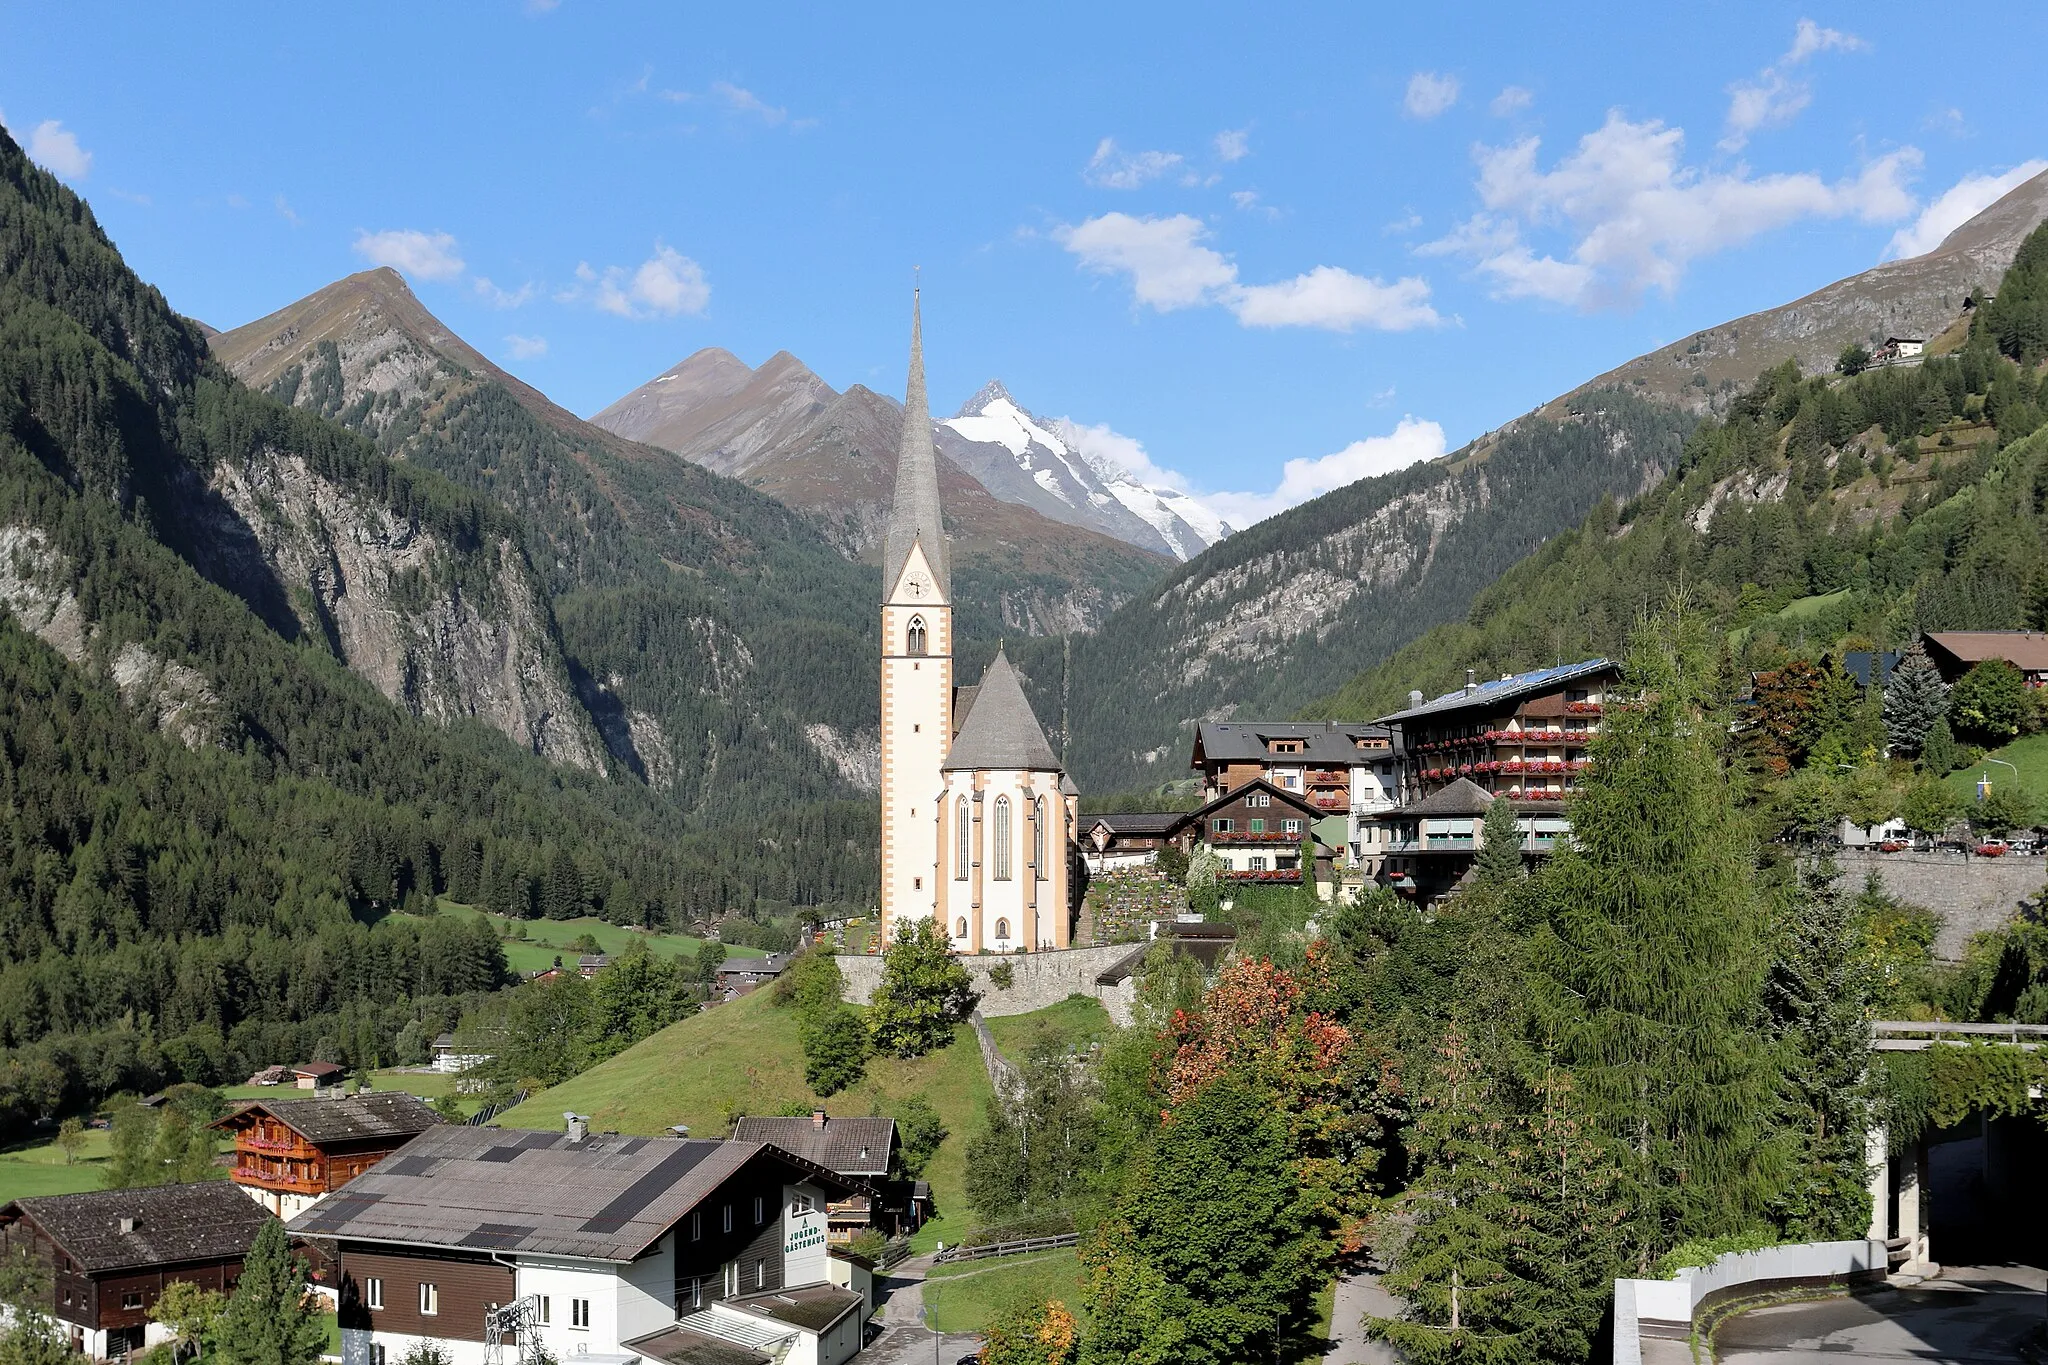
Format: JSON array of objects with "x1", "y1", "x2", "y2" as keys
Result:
[
  {"x1": 727, "y1": 1285, "x2": 865, "y2": 1334},
  {"x1": 1192, "y1": 720, "x2": 1390, "y2": 765},
  {"x1": 287, "y1": 1125, "x2": 852, "y2": 1261},
  {"x1": 941, "y1": 650, "x2": 1061, "y2": 772},
  {"x1": 216, "y1": 1092, "x2": 442, "y2": 1146},
  {"x1": 1086, "y1": 812, "x2": 1183, "y2": 836},
  {"x1": 717, "y1": 954, "x2": 789, "y2": 979},
  {"x1": 622, "y1": 1326, "x2": 770, "y2": 1365},
  {"x1": 5, "y1": 1182, "x2": 272, "y2": 1273},
  {"x1": 729, "y1": 1117, "x2": 894, "y2": 1177},
  {"x1": 1391, "y1": 778, "x2": 1496, "y2": 818}
]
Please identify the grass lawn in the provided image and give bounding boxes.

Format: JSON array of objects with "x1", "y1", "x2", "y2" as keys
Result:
[
  {"x1": 0, "y1": 1128, "x2": 112, "y2": 1204},
  {"x1": 436, "y1": 901, "x2": 765, "y2": 976},
  {"x1": 1945, "y1": 732, "x2": 2048, "y2": 817},
  {"x1": 984, "y1": 995, "x2": 1113, "y2": 1064},
  {"x1": 493, "y1": 986, "x2": 998, "y2": 1250},
  {"x1": 923, "y1": 1249, "x2": 1089, "y2": 1334},
  {"x1": 218, "y1": 1067, "x2": 480, "y2": 1112}
]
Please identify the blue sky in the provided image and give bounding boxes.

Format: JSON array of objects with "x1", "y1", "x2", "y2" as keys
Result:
[{"x1": 6, "y1": 2, "x2": 2044, "y2": 526}]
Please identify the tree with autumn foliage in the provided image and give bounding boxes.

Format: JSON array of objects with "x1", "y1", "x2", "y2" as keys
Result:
[
  {"x1": 1743, "y1": 658, "x2": 1832, "y2": 778},
  {"x1": 979, "y1": 1300, "x2": 1079, "y2": 1365}
]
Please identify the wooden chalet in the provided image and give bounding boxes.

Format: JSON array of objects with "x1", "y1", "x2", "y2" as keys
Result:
[
  {"x1": 212, "y1": 1091, "x2": 442, "y2": 1219},
  {"x1": 1166, "y1": 778, "x2": 1338, "y2": 883},
  {"x1": 0, "y1": 1183, "x2": 273, "y2": 1360},
  {"x1": 730, "y1": 1113, "x2": 929, "y2": 1239}
]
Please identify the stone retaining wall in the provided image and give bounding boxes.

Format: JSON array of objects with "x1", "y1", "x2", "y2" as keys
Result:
[
  {"x1": 833, "y1": 942, "x2": 1142, "y2": 1025},
  {"x1": 1823, "y1": 850, "x2": 2043, "y2": 959}
]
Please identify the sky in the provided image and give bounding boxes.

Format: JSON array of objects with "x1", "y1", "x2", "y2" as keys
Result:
[{"x1": 5, "y1": 2, "x2": 2045, "y2": 529}]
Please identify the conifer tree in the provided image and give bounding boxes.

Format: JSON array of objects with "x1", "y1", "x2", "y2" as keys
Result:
[
  {"x1": 1919, "y1": 717, "x2": 1961, "y2": 776},
  {"x1": 1473, "y1": 796, "x2": 1523, "y2": 889},
  {"x1": 1526, "y1": 607, "x2": 1785, "y2": 1267},
  {"x1": 215, "y1": 1220, "x2": 325, "y2": 1365},
  {"x1": 1882, "y1": 646, "x2": 1947, "y2": 758}
]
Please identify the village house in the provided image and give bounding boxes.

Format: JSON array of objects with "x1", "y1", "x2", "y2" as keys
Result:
[
  {"x1": 212, "y1": 1091, "x2": 442, "y2": 1219},
  {"x1": 1188, "y1": 720, "x2": 1397, "y2": 859},
  {"x1": 290, "y1": 1121, "x2": 874, "y2": 1365},
  {"x1": 1872, "y1": 336, "x2": 1926, "y2": 364},
  {"x1": 1921, "y1": 630, "x2": 2048, "y2": 687},
  {"x1": 429, "y1": 1033, "x2": 492, "y2": 1075},
  {"x1": 292, "y1": 1061, "x2": 345, "y2": 1091},
  {"x1": 715, "y1": 954, "x2": 790, "y2": 1000},
  {"x1": 730, "y1": 1113, "x2": 928, "y2": 1241},
  {"x1": 0, "y1": 1183, "x2": 273, "y2": 1360},
  {"x1": 1166, "y1": 779, "x2": 1339, "y2": 885},
  {"x1": 1080, "y1": 812, "x2": 1184, "y2": 873}
]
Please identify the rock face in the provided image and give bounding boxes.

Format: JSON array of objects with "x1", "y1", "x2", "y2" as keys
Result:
[
  {"x1": 591, "y1": 348, "x2": 1172, "y2": 635},
  {"x1": 1558, "y1": 168, "x2": 2048, "y2": 413},
  {"x1": 203, "y1": 450, "x2": 602, "y2": 770}
]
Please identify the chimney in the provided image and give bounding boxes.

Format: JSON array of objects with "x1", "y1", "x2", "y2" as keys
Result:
[
  {"x1": 811, "y1": 1109, "x2": 828, "y2": 1128},
  {"x1": 1464, "y1": 669, "x2": 1478, "y2": 696},
  {"x1": 1408, "y1": 690, "x2": 1424, "y2": 708},
  {"x1": 564, "y1": 1113, "x2": 588, "y2": 1143},
  {"x1": 117, "y1": 1216, "x2": 136, "y2": 1235}
]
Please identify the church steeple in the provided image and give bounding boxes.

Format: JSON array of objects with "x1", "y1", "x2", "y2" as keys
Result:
[{"x1": 882, "y1": 289, "x2": 949, "y2": 598}]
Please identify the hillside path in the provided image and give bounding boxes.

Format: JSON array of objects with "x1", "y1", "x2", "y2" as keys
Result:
[
  {"x1": 867, "y1": 1251, "x2": 981, "y2": 1363},
  {"x1": 1324, "y1": 1266, "x2": 1400, "y2": 1365}
]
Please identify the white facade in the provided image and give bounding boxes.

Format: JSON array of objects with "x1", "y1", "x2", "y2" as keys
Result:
[
  {"x1": 233, "y1": 1179, "x2": 321, "y2": 1222},
  {"x1": 938, "y1": 766, "x2": 1071, "y2": 953},
  {"x1": 878, "y1": 540, "x2": 951, "y2": 942}
]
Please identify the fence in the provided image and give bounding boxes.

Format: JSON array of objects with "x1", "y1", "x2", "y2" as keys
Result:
[
  {"x1": 932, "y1": 1233, "x2": 1080, "y2": 1265},
  {"x1": 877, "y1": 1237, "x2": 914, "y2": 1271}
]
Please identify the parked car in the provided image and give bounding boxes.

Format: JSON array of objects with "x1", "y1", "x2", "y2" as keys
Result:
[
  {"x1": 1975, "y1": 840, "x2": 2010, "y2": 857},
  {"x1": 1877, "y1": 839, "x2": 1908, "y2": 853},
  {"x1": 2009, "y1": 839, "x2": 2038, "y2": 856}
]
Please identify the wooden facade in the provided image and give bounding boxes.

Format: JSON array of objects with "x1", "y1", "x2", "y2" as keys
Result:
[
  {"x1": 338, "y1": 1245, "x2": 515, "y2": 1344},
  {"x1": 213, "y1": 1094, "x2": 440, "y2": 1212}
]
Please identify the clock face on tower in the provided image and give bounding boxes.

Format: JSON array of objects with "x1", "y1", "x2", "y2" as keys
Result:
[{"x1": 903, "y1": 572, "x2": 928, "y2": 600}]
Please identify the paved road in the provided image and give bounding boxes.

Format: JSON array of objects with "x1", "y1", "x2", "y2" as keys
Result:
[
  {"x1": 1717, "y1": 1265, "x2": 2044, "y2": 1365},
  {"x1": 1324, "y1": 1266, "x2": 1401, "y2": 1365},
  {"x1": 866, "y1": 1251, "x2": 982, "y2": 1365}
]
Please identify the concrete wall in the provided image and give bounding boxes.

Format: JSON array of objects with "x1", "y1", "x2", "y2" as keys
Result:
[
  {"x1": 833, "y1": 942, "x2": 1141, "y2": 1025},
  {"x1": 1823, "y1": 850, "x2": 2044, "y2": 960},
  {"x1": 1613, "y1": 1239, "x2": 1888, "y2": 1365}
]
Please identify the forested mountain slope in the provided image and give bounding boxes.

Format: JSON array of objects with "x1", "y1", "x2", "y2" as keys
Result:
[
  {"x1": 1311, "y1": 223, "x2": 2048, "y2": 720},
  {"x1": 211, "y1": 270, "x2": 886, "y2": 809},
  {"x1": 592, "y1": 347, "x2": 1171, "y2": 635},
  {"x1": 1047, "y1": 394, "x2": 1695, "y2": 790},
  {"x1": 0, "y1": 127, "x2": 787, "y2": 1125}
]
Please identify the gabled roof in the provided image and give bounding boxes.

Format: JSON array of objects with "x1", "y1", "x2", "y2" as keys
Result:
[
  {"x1": 729, "y1": 1116, "x2": 894, "y2": 1177},
  {"x1": 292, "y1": 1061, "x2": 343, "y2": 1079},
  {"x1": 717, "y1": 953, "x2": 789, "y2": 978},
  {"x1": 1167, "y1": 778, "x2": 1331, "y2": 844},
  {"x1": 1086, "y1": 812, "x2": 1184, "y2": 836},
  {"x1": 1191, "y1": 720, "x2": 1390, "y2": 766},
  {"x1": 286, "y1": 1124, "x2": 861, "y2": 1262},
  {"x1": 1390, "y1": 777, "x2": 1496, "y2": 818},
  {"x1": 1923, "y1": 630, "x2": 2048, "y2": 672},
  {"x1": 215, "y1": 1091, "x2": 442, "y2": 1146},
  {"x1": 1376, "y1": 659, "x2": 1617, "y2": 725},
  {"x1": 882, "y1": 291, "x2": 949, "y2": 598},
  {"x1": 942, "y1": 650, "x2": 1061, "y2": 772},
  {"x1": 2, "y1": 1182, "x2": 272, "y2": 1274}
]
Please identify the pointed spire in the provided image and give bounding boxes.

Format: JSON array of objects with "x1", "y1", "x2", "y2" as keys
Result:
[{"x1": 883, "y1": 287, "x2": 949, "y2": 597}]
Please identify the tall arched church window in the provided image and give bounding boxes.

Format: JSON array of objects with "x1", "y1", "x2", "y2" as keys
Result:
[
  {"x1": 1033, "y1": 797, "x2": 1047, "y2": 880},
  {"x1": 955, "y1": 797, "x2": 971, "y2": 879},
  {"x1": 906, "y1": 616, "x2": 927, "y2": 656},
  {"x1": 955, "y1": 917, "x2": 968, "y2": 940},
  {"x1": 992, "y1": 796, "x2": 1012, "y2": 880}
]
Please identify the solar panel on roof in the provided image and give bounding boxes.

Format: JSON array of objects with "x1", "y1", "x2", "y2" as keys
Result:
[
  {"x1": 381, "y1": 1155, "x2": 442, "y2": 1178},
  {"x1": 476, "y1": 1145, "x2": 523, "y2": 1163},
  {"x1": 458, "y1": 1222, "x2": 535, "y2": 1249},
  {"x1": 578, "y1": 1143, "x2": 715, "y2": 1234}
]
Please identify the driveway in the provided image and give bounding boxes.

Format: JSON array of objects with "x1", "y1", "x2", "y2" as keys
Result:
[
  {"x1": 868, "y1": 1251, "x2": 982, "y2": 1365},
  {"x1": 1324, "y1": 1266, "x2": 1401, "y2": 1365},
  {"x1": 1715, "y1": 1264, "x2": 2043, "y2": 1365}
]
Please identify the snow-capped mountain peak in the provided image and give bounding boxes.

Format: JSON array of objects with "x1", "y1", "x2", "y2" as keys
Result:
[{"x1": 936, "y1": 381, "x2": 1229, "y2": 561}]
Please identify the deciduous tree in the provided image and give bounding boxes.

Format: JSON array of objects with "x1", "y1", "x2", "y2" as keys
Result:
[{"x1": 867, "y1": 919, "x2": 977, "y2": 1058}]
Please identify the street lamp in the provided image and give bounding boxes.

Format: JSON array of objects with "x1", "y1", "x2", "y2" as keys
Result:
[{"x1": 1978, "y1": 757, "x2": 2020, "y2": 799}]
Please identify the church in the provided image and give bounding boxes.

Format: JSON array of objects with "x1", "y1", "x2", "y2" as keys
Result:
[{"x1": 877, "y1": 294, "x2": 1080, "y2": 954}]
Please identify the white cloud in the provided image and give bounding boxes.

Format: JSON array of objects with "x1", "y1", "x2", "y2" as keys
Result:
[
  {"x1": 1885, "y1": 160, "x2": 2048, "y2": 260},
  {"x1": 353, "y1": 228, "x2": 465, "y2": 281},
  {"x1": 709, "y1": 81, "x2": 805, "y2": 128},
  {"x1": 1230, "y1": 189, "x2": 1280, "y2": 219},
  {"x1": 1427, "y1": 112, "x2": 1920, "y2": 308},
  {"x1": 564, "y1": 243, "x2": 711, "y2": 319},
  {"x1": 1490, "y1": 86, "x2": 1534, "y2": 117},
  {"x1": 274, "y1": 194, "x2": 302, "y2": 226},
  {"x1": 1058, "y1": 212, "x2": 1439, "y2": 332},
  {"x1": 1214, "y1": 128, "x2": 1250, "y2": 163},
  {"x1": 1404, "y1": 72, "x2": 1460, "y2": 120},
  {"x1": 474, "y1": 276, "x2": 535, "y2": 308},
  {"x1": 1083, "y1": 137, "x2": 1185, "y2": 190},
  {"x1": 3, "y1": 115, "x2": 94, "y2": 181},
  {"x1": 1382, "y1": 209, "x2": 1423, "y2": 235},
  {"x1": 1056, "y1": 414, "x2": 1445, "y2": 530},
  {"x1": 1721, "y1": 18, "x2": 1866, "y2": 151},
  {"x1": 504, "y1": 334, "x2": 548, "y2": 359}
]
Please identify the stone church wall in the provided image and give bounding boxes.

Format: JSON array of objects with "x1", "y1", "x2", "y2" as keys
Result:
[
  {"x1": 833, "y1": 942, "x2": 1143, "y2": 1025},
  {"x1": 1822, "y1": 850, "x2": 2043, "y2": 960}
]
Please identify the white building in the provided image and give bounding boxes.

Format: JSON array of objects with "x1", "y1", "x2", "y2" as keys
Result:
[
  {"x1": 876, "y1": 293, "x2": 1079, "y2": 953},
  {"x1": 289, "y1": 1122, "x2": 875, "y2": 1365}
]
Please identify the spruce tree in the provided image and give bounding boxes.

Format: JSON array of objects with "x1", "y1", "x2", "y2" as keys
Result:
[
  {"x1": 215, "y1": 1220, "x2": 325, "y2": 1365},
  {"x1": 1882, "y1": 646, "x2": 1947, "y2": 758},
  {"x1": 1473, "y1": 796, "x2": 1523, "y2": 889},
  {"x1": 1920, "y1": 717, "x2": 1961, "y2": 776},
  {"x1": 1526, "y1": 607, "x2": 1785, "y2": 1267}
]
